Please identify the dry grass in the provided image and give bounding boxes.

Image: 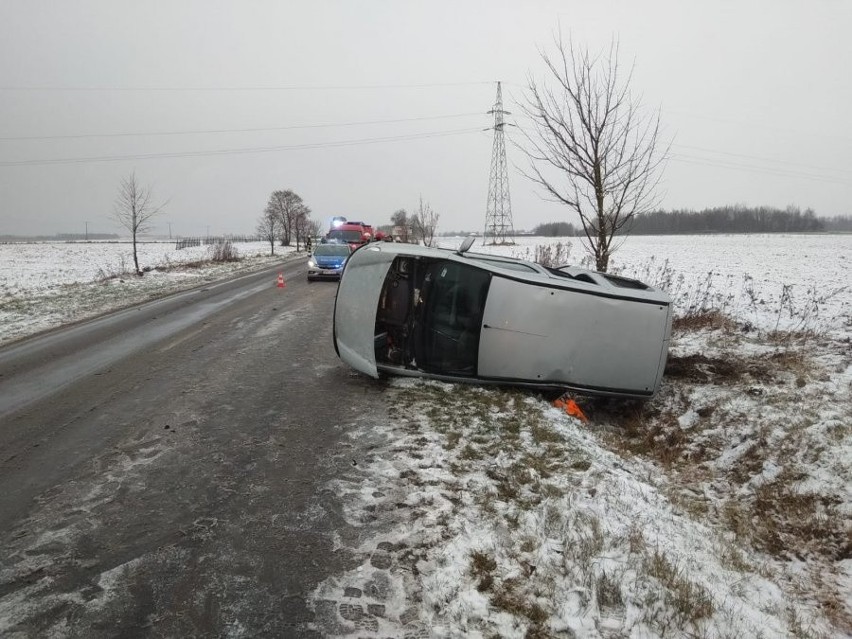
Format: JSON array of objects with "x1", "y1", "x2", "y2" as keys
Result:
[
  {"x1": 490, "y1": 577, "x2": 550, "y2": 636},
  {"x1": 724, "y1": 469, "x2": 848, "y2": 562},
  {"x1": 672, "y1": 309, "x2": 738, "y2": 333},
  {"x1": 598, "y1": 402, "x2": 694, "y2": 469},
  {"x1": 594, "y1": 310, "x2": 852, "y2": 634},
  {"x1": 470, "y1": 551, "x2": 497, "y2": 592},
  {"x1": 379, "y1": 314, "x2": 850, "y2": 635},
  {"x1": 210, "y1": 240, "x2": 240, "y2": 262},
  {"x1": 663, "y1": 350, "x2": 784, "y2": 385},
  {"x1": 603, "y1": 357, "x2": 848, "y2": 571},
  {"x1": 642, "y1": 549, "x2": 715, "y2": 625},
  {"x1": 595, "y1": 570, "x2": 624, "y2": 610}
]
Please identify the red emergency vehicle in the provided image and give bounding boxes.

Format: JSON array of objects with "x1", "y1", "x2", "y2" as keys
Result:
[{"x1": 324, "y1": 219, "x2": 374, "y2": 250}]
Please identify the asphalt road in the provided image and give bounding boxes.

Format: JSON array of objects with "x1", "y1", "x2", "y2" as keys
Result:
[{"x1": 0, "y1": 259, "x2": 386, "y2": 637}]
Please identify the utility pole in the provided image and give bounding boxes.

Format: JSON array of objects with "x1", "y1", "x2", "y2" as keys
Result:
[
  {"x1": 85, "y1": 221, "x2": 88, "y2": 241},
  {"x1": 168, "y1": 222, "x2": 172, "y2": 239},
  {"x1": 483, "y1": 81, "x2": 515, "y2": 245}
]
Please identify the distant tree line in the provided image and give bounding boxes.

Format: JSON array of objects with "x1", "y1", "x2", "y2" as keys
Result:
[
  {"x1": 627, "y1": 205, "x2": 846, "y2": 234},
  {"x1": 528, "y1": 206, "x2": 852, "y2": 237},
  {"x1": 823, "y1": 215, "x2": 852, "y2": 232},
  {"x1": 531, "y1": 221, "x2": 579, "y2": 237},
  {"x1": 0, "y1": 233, "x2": 120, "y2": 242}
]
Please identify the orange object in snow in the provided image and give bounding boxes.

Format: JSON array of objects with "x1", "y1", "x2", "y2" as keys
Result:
[
  {"x1": 277, "y1": 273, "x2": 286, "y2": 288},
  {"x1": 553, "y1": 397, "x2": 588, "y2": 422}
]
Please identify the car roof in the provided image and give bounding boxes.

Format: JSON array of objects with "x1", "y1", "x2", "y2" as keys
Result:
[{"x1": 355, "y1": 242, "x2": 670, "y2": 304}]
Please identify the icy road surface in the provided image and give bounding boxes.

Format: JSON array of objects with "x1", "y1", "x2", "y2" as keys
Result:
[{"x1": 0, "y1": 261, "x2": 381, "y2": 637}]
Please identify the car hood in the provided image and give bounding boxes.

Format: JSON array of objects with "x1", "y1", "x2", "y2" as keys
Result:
[
  {"x1": 315, "y1": 255, "x2": 346, "y2": 267},
  {"x1": 333, "y1": 246, "x2": 392, "y2": 377}
]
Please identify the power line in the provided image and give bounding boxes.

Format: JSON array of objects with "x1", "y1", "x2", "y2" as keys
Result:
[
  {"x1": 504, "y1": 123, "x2": 851, "y2": 186},
  {"x1": 525, "y1": 102, "x2": 850, "y2": 183},
  {"x1": 662, "y1": 108, "x2": 852, "y2": 145},
  {"x1": 0, "y1": 112, "x2": 483, "y2": 142},
  {"x1": 0, "y1": 81, "x2": 495, "y2": 92},
  {"x1": 0, "y1": 127, "x2": 485, "y2": 167},
  {"x1": 671, "y1": 143, "x2": 852, "y2": 176},
  {"x1": 669, "y1": 153, "x2": 851, "y2": 186}
]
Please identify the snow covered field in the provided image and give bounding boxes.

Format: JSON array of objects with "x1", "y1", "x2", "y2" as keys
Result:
[
  {"x1": 1, "y1": 234, "x2": 848, "y2": 345},
  {"x1": 1, "y1": 234, "x2": 850, "y2": 637},
  {"x1": 0, "y1": 240, "x2": 291, "y2": 345},
  {"x1": 445, "y1": 233, "x2": 851, "y2": 339},
  {"x1": 0, "y1": 239, "x2": 279, "y2": 295}
]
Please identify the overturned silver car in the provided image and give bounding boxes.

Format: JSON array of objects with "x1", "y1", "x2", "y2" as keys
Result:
[{"x1": 333, "y1": 239, "x2": 672, "y2": 399}]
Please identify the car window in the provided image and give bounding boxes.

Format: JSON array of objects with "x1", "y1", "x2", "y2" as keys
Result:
[
  {"x1": 315, "y1": 245, "x2": 350, "y2": 257},
  {"x1": 416, "y1": 261, "x2": 490, "y2": 375},
  {"x1": 327, "y1": 229, "x2": 363, "y2": 242}
]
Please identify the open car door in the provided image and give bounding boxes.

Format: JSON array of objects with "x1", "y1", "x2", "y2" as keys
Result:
[{"x1": 333, "y1": 246, "x2": 394, "y2": 378}]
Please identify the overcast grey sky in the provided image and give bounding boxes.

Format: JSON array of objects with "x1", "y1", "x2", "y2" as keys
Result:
[{"x1": 1, "y1": 0, "x2": 849, "y2": 237}]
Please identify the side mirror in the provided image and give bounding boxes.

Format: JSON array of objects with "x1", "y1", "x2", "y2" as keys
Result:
[{"x1": 458, "y1": 236, "x2": 476, "y2": 254}]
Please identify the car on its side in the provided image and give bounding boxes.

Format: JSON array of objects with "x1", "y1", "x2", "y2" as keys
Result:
[
  {"x1": 333, "y1": 238, "x2": 673, "y2": 399},
  {"x1": 307, "y1": 243, "x2": 352, "y2": 282}
]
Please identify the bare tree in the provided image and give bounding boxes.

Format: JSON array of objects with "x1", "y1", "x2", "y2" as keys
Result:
[
  {"x1": 256, "y1": 209, "x2": 278, "y2": 256},
  {"x1": 265, "y1": 190, "x2": 304, "y2": 247},
  {"x1": 113, "y1": 172, "x2": 166, "y2": 275},
  {"x1": 520, "y1": 34, "x2": 667, "y2": 272},
  {"x1": 390, "y1": 208, "x2": 411, "y2": 243},
  {"x1": 305, "y1": 217, "x2": 321, "y2": 243},
  {"x1": 412, "y1": 196, "x2": 440, "y2": 247},
  {"x1": 292, "y1": 203, "x2": 311, "y2": 251},
  {"x1": 294, "y1": 209, "x2": 319, "y2": 251}
]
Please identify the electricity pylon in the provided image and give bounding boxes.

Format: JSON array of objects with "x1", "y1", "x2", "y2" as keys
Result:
[{"x1": 483, "y1": 81, "x2": 515, "y2": 245}]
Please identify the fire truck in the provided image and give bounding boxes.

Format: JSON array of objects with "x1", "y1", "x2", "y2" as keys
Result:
[{"x1": 324, "y1": 217, "x2": 374, "y2": 251}]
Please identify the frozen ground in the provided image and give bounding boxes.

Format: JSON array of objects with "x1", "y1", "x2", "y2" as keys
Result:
[
  {"x1": 1, "y1": 234, "x2": 849, "y2": 637},
  {"x1": 310, "y1": 234, "x2": 851, "y2": 638}
]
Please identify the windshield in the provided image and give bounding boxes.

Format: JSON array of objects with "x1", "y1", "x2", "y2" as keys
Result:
[
  {"x1": 314, "y1": 244, "x2": 350, "y2": 257},
  {"x1": 326, "y1": 229, "x2": 363, "y2": 242}
]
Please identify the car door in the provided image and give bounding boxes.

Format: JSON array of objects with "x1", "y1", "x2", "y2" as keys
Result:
[{"x1": 334, "y1": 246, "x2": 394, "y2": 377}]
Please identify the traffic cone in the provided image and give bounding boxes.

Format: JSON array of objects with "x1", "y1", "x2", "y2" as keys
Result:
[{"x1": 277, "y1": 272, "x2": 286, "y2": 289}]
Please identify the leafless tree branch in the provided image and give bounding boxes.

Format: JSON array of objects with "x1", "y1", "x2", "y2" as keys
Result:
[
  {"x1": 517, "y1": 33, "x2": 669, "y2": 271},
  {"x1": 256, "y1": 209, "x2": 278, "y2": 256},
  {"x1": 112, "y1": 171, "x2": 166, "y2": 275},
  {"x1": 412, "y1": 196, "x2": 440, "y2": 247}
]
